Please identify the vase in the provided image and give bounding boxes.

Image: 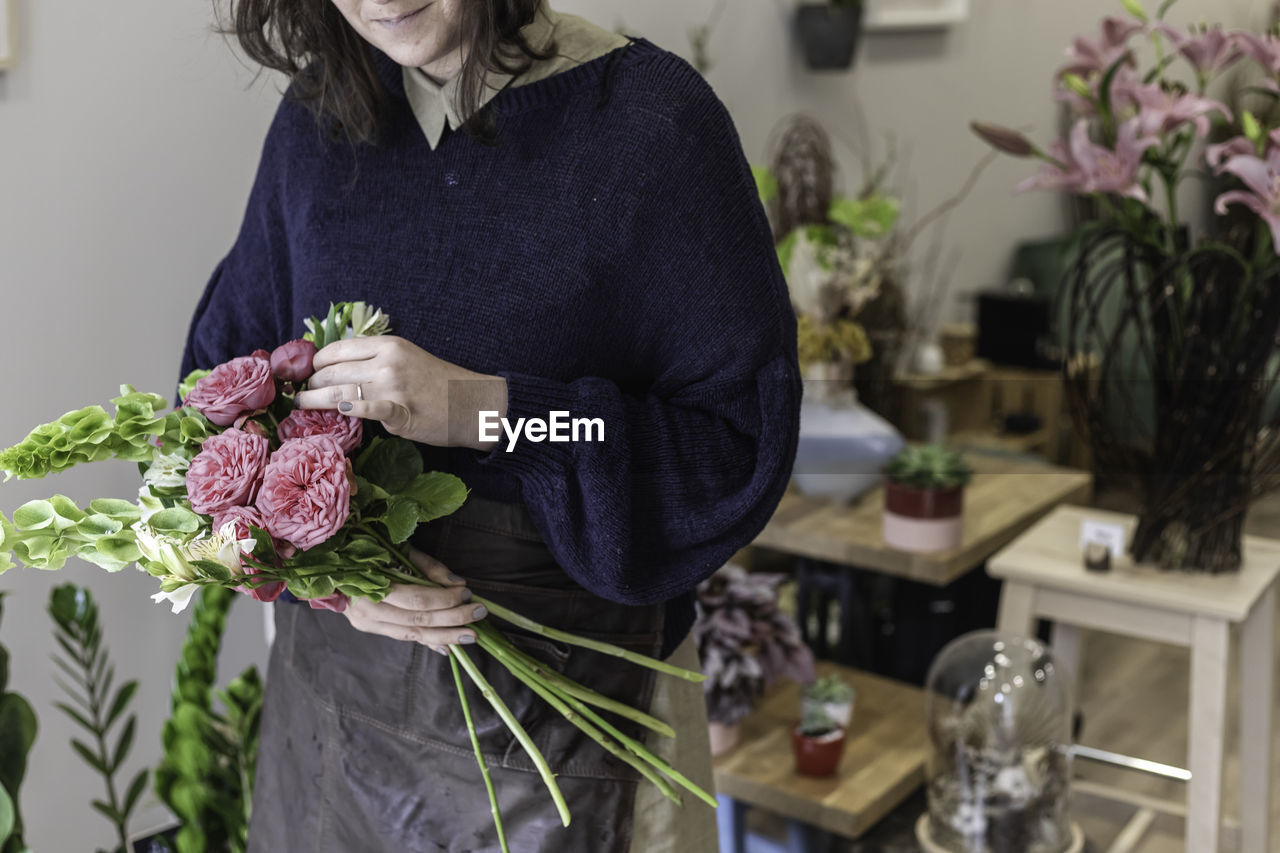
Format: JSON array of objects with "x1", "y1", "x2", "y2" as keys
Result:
[
  {"x1": 792, "y1": 724, "x2": 847, "y2": 777},
  {"x1": 796, "y1": 4, "x2": 864, "y2": 70},
  {"x1": 708, "y1": 721, "x2": 741, "y2": 757},
  {"x1": 793, "y1": 372, "x2": 904, "y2": 503},
  {"x1": 1061, "y1": 226, "x2": 1280, "y2": 573},
  {"x1": 882, "y1": 481, "x2": 964, "y2": 553}
]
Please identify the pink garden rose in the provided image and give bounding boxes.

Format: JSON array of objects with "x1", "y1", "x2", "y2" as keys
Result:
[
  {"x1": 270, "y1": 339, "x2": 318, "y2": 383},
  {"x1": 256, "y1": 434, "x2": 353, "y2": 551},
  {"x1": 185, "y1": 353, "x2": 276, "y2": 427},
  {"x1": 278, "y1": 408, "x2": 363, "y2": 455},
  {"x1": 212, "y1": 506, "x2": 286, "y2": 603},
  {"x1": 187, "y1": 428, "x2": 270, "y2": 516}
]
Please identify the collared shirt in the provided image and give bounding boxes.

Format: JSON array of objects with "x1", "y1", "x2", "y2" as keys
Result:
[{"x1": 401, "y1": 5, "x2": 629, "y2": 149}]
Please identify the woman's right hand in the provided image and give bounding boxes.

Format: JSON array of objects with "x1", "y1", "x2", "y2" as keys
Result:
[{"x1": 342, "y1": 547, "x2": 487, "y2": 654}]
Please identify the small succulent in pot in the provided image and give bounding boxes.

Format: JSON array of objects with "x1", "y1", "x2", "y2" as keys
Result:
[
  {"x1": 883, "y1": 445, "x2": 973, "y2": 553},
  {"x1": 793, "y1": 705, "x2": 847, "y2": 777},
  {"x1": 802, "y1": 673, "x2": 856, "y2": 729},
  {"x1": 695, "y1": 565, "x2": 816, "y2": 733}
]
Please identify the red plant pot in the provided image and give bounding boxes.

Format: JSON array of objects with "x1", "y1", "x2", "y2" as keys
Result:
[
  {"x1": 882, "y1": 482, "x2": 965, "y2": 553},
  {"x1": 792, "y1": 724, "x2": 846, "y2": 778}
]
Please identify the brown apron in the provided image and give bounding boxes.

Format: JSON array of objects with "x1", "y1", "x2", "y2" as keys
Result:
[{"x1": 246, "y1": 496, "x2": 673, "y2": 853}]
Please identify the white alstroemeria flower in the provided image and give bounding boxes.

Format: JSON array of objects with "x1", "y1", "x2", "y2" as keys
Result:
[
  {"x1": 187, "y1": 520, "x2": 255, "y2": 573},
  {"x1": 133, "y1": 522, "x2": 200, "y2": 581},
  {"x1": 349, "y1": 302, "x2": 391, "y2": 338},
  {"x1": 143, "y1": 450, "x2": 190, "y2": 490},
  {"x1": 151, "y1": 583, "x2": 200, "y2": 614}
]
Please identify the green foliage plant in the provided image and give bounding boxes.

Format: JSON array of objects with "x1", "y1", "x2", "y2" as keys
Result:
[
  {"x1": 802, "y1": 674, "x2": 855, "y2": 705},
  {"x1": 48, "y1": 584, "x2": 146, "y2": 853},
  {"x1": 884, "y1": 444, "x2": 974, "y2": 491},
  {"x1": 0, "y1": 594, "x2": 37, "y2": 853}
]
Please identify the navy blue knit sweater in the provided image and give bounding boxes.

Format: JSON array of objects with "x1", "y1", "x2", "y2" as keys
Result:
[{"x1": 180, "y1": 39, "x2": 801, "y2": 656}]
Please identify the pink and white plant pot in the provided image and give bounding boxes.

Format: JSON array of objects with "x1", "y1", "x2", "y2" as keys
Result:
[{"x1": 883, "y1": 481, "x2": 964, "y2": 553}]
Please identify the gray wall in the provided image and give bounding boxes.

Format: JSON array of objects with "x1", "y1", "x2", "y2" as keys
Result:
[{"x1": 0, "y1": 0, "x2": 1269, "y2": 849}]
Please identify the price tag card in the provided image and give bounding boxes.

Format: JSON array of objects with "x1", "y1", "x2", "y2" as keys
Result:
[{"x1": 1080, "y1": 518, "x2": 1127, "y2": 558}]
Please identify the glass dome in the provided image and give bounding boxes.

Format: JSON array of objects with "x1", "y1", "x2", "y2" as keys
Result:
[{"x1": 922, "y1": 630, "x2": 1075, "y2": 853}]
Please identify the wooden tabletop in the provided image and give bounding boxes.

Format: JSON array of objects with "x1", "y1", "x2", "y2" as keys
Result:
[
  {"x1": 989, "y1": 504, "x2": 1280, "y2": 622},
  {"x1": 713, "y1": 662, "x2": 931, "y2": 840},
  {"x1": 755, "y1": 454, "x2": 1093, "y2": 586}
]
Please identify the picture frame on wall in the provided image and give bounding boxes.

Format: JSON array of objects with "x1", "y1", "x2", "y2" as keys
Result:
[
  {"x1": 0, "y1": 0, "x2": 13, "y2": 71},
  {"x1": 865, "y1": 0, "x2": 969, "y2": 30}
]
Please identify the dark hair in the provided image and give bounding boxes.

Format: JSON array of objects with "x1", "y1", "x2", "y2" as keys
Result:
[{"x1": 219, "y1": 0, "x2": 554, "y2": 145}]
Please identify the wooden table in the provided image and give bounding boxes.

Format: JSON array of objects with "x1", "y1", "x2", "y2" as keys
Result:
[
  {"x1": 755, "y1": 453, "x2": 1093, "y2": 587},
  {"x1": 990, "y1": 505, "x2": 1280, "y2": 853},
  {"x1": 713, "y1": 662, "x2": 931, "y2": 846}
]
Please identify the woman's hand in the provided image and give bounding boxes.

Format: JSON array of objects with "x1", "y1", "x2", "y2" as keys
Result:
[
  {"x1": 343, "y1": 547, "x2": 487, "y2": 653},
  {"x1": 295, "y1": 336, "x2": 507, "y2": 450}
]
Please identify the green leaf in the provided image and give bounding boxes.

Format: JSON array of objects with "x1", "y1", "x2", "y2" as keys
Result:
[
  {"x1": 90, "y1": 799, "x2": 122, "y2": 825},
  {"x1": 0, "y1": 693, "x2": 37, "y2": 794},
  {"x1": 53, "y1": 700, "x2": 94, "y2": 734},
  {"x1": 48, "y1": 584, "x2": 89, "y2": 628},
  {"x1": 1119, "y1": 0, "x2": 1147, "y2": 22},
  {"x1": 400, "y1": 472, "x2": 468, "y2": 524},
  {"x1": 752, "y1": 165, "x2": 778, "y2": 203},
  {"x1": 11, "y1": 502, "x2": 54, "y2": 532},
  {"x1": 0, "y1": 784, "x2": 14, "y2": 844},
  {"x1": 192, "y1": 560, "x2": 233, "y2": 582},
  {"x1": 149, "y1": 507, "x2": 202, "y2": 536},
  {"x1": 357, "y1": 437, "x2": 422, "y2": 493},
  {"x1": 111, "y1": 716, "x2": 136, "y2": 774},
  {"x1": 123, "y1": 768, "x2": 148, "y2": 817},
  {"x1": 105, "y1": 681, "x2": 138, "y2": 730},
  {"x1": 71, "y1": 738, "x2": 108, "y2": 775},
  {"x1": 88, "y1": 499, "x2": 141, "y2": 524},
  {"x1": 178, "y1": 369, "x2": 211, "y2": 401},
  {"x1": 828, "y1": 195, "x2": 900, "y2": 239},
  {"x1": 382, "y1": 496, "x2": 420, "y2": 544}
]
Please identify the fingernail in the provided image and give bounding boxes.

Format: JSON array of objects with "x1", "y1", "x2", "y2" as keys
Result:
[
  {"x1": 460, "y1": 588, "x2": 473, "y2": 602},
  {"x1": 339, "y1": 402, "x2": 353, "y2": 413},
  {"x1": 459, "y1": 634, "x2": 477, "y2": 644},
  {"x1": 472, "y1": 605, "x2": 488, "y2": 620},
  {"x1": 447, "y1": 572, "x2": 464, "y2": 583},
  {"x1": 432, "y1": 646, "x2": 448, "y2": 657}
]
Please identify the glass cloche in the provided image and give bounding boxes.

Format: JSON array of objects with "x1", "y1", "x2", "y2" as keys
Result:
[{"x1": 919, "y1": 631, "x2": 1079, "y2": 853}]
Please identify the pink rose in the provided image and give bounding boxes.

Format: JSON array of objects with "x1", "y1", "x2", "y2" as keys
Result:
[
  {"x1": 212, "y1": 506, "x2": 286, "y2": 603},
  {"x1": 187, "y1": 429, "x2": 269, "y2": 516},
  {"x1": 185, "y1": 354, "x2": 277, "y2": 427},
  {"x1": 307, "y1": 592, "x2": 349, "y2": 613},
  {"x1": 270, "y1": 339, "x2": 318, "y2": 383},
  {"x1": 256, "y1": 435, "x2": 352, "y2": 551},
  {"x1": 278, "y1": 408, "x2": 363, "y2": 455}
]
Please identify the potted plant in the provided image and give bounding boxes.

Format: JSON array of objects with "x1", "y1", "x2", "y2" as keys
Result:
[
  {"x1": 796, "y1": 0, "x2": 865, "y2": 70},
  {"x1": 801, "y1": 674, "x2": 856, "y2": 729},
  {"x1": 792, "y1": 705, "x2": 847, "y2": 777},
  {"x1": 0, "y1": 593, "x2": 37, "y2": 853},
  {"x1": 695, "y1": 565, "x2": 815, "y2": 757},
  {"x1": 882, "y1": 445, "x2": 973, "y2": 553}
]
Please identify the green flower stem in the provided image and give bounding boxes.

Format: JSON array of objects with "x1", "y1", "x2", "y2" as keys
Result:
[
  {"x1": 449, "y1": 651, "x2": 509, "y2": 853},
  {"x1": 557, "y1": 693, "x2": 719, "y2": 810},
  {"x1": 476, "y1": 623, "x2": 675, "y2": 739},
  {"x1": 472, "y1": 595, "x2": 706, "y2": 683},
  {"x1": 358, "y1": 525, "x2": 704, "y2": 684},
  {"x1": 449, "y1": 645, "x2": 571, "y2": 828},
  {"x1": 480, "y1": 636, "x2": 682, "y2": 807}
]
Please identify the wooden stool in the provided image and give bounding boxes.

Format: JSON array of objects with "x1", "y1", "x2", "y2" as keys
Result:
[{"x1": 987, "y1": 505, "x2": 1280, "y2": 853}]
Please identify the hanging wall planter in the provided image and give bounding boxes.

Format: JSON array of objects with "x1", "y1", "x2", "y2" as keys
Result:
[{"x1": 796, "y1": 2, "x2": 865, "y2": 71}]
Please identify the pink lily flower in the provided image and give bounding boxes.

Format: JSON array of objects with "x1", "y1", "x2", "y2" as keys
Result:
[
  {"x1": 1214, "y1": 146, "x2": 1280, "y2": 254},
  {"x1": 1060, "y1": 16, "x2": 1145, "y2": 78},
  {"x1": 1233, "y1": 32, "x2": 1280, "y2": 90},
  {"x1": 1206, "y1": 136, "x2": 1257, "y2": 171},
  {"x1": 1113, "y1": 80, "x2": 1232, "y2": 138},
  {"x1": 1156, "y1": 25, "x2": 1242, "y2": 76},
  {"x1": 1056, "y1": 64, "x2": 1139, "y2": 117},
  {"x1": 1017, "y1": 118, "x2": 1157, "y2": 203}
]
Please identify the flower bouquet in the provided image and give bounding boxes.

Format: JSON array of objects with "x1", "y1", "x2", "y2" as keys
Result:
[
  {"x1": 0, "y1": 302, "x2": 713, "y2": 851},
  {"x1": 973, "y1": 0, "x2": 1280, "y2": 572}
]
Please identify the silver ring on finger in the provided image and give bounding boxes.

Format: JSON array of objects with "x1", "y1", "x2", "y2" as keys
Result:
[{"x1": 356, "y1": 383, "x2": 364, "y2": 402}]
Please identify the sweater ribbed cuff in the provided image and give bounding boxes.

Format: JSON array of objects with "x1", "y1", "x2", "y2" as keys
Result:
[{"x1": 477, "y1": 371, "x2": 578, "y2": 479}]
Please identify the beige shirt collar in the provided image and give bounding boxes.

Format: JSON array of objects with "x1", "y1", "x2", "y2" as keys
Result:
[{"x1": 401, "y1": 5, "x2": 627, "y2": 149}]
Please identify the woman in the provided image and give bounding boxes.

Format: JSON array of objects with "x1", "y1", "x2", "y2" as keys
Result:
[{"x1": 180, "y1": 0, "x2": 801, "y2": 850}]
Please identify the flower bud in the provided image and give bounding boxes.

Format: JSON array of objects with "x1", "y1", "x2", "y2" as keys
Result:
[
  {"x1": 971, "y1": 122, "x2": 1038, "y2": 157},
  {"x1": 270, "y1": 339, "x2": 319, "y2": 383}
]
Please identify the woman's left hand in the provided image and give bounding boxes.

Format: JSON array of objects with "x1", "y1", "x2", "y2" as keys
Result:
[{"x1": 295, "y1": 336, "x2": 507, "y2": 450}]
